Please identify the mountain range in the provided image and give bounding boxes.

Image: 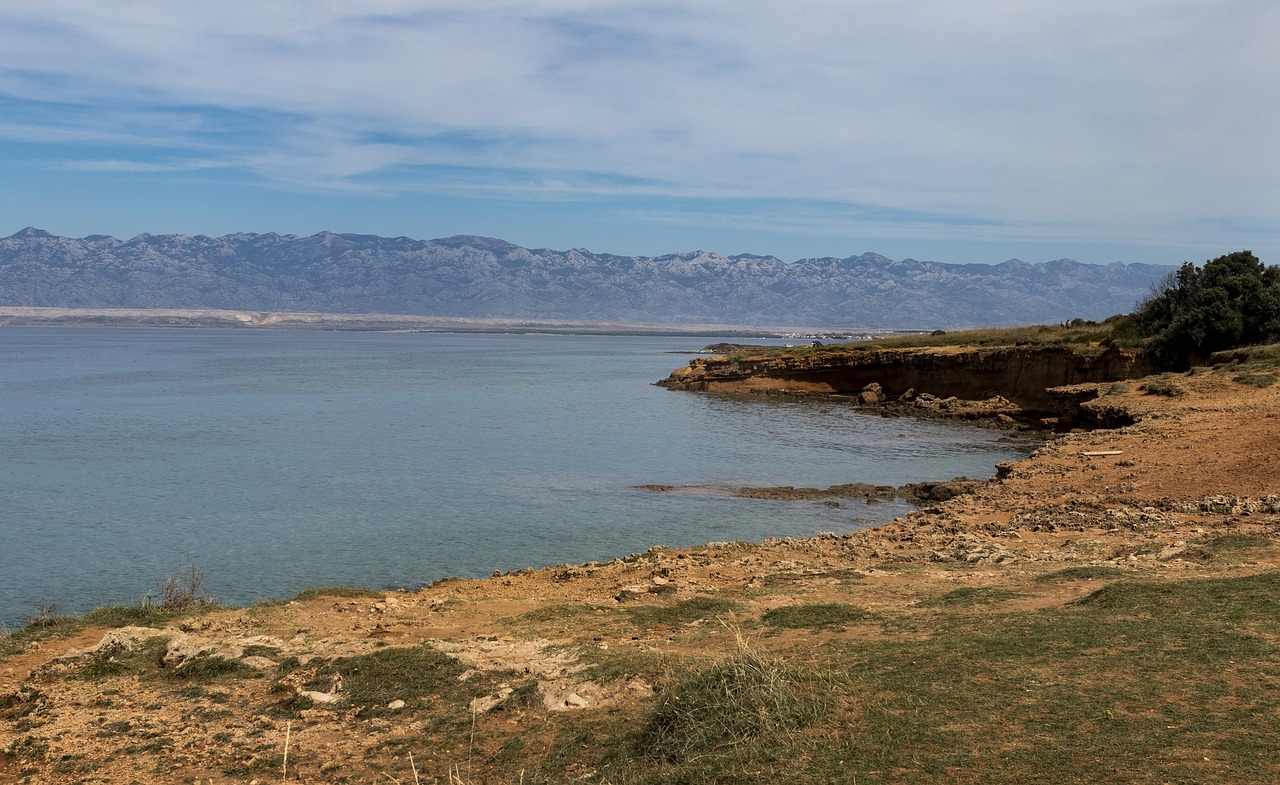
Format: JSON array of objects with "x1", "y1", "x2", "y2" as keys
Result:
[{"x1": 0, "y1": 228, "x2": 1174, "y2": 329}]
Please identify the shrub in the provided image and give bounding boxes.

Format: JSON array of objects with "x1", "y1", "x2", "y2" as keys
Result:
[
  {"x1": 1132, "y1": 250, "x2": 1280, "y2": 369},
  {"x1": 158, "y1": 559, "x2": 208, "y2": 609},
  {"x1": 1141, "y1": 376, "x2": 1185, "y2": 396}
]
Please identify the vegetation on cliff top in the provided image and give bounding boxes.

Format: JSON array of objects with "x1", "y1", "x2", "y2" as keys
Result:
[
  {"x1": 1128, "y1": 250, "x2": 1280, "y2": 369},
  {"x1": 725, "y1": 249, "x2": 1278, "y2": 373}
]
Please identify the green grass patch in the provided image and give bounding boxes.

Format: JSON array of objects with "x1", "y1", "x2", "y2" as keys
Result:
[
  {"x1": 168, "y1": 651, "x2": 258, "y2": 681},
  {"x1": 240, "y1": 643, "x2": 282, "y2": 659},
  {"x1": 290, "y1": 586, "x2": 384, "y2": 601},
  {"x1": 1210, "y1": 342, "x2": 1280, "y2": 368},
  {"x1": 1, "y1": 617, "x2": 80, "y2": 659},
  {"x1": 918, "y1": 586, "x2": 1027, "y2": 608},
  {"x1": 515, "y1": 603, "x2": 597, "y2": 625},
  {"x1": 706, "y1": 322, "x2": 1129, "y2": 363},
  {"x1": 66, "y1": 636, "x2": 257, "y2": 683},
  {"x1": 1233, "y1": 371, "x2": 1278, "y2": 387},
  {"x1": 492, "y1": 682, "x2": 543, "y2": 713},
  {"x1": 1140, "y1": 374, "x2": 1186, "y2": 396},
  {"x1": 586, "y1": 570, "x2": 1280, "y2": 785},
  {"x1": 1035, "y1": 565, "x2": 1128, "y2": 583},
  {"x1": 80, "y1": 600, "x2": 220, "y2": 628},
  {"x1": 301, "y1": 645, "x2": 472, "y2": 715},
  {"x1": 637, "y1": 644, "x2": 827, "y2": 764},
  {"x1": 67, "y1": 636, "x2": 168, "y2": 681},
  {"x1": 577, "y1": 645, "x2": 670, "y2": 685},
  {"x1": 761, "y1": 603, "x2": 871, "y2": 629},
  {"x1": 625, "y1": 596, "x2": 744, "y2": 627},
  {"x1": 1199, "y1": 533, "x2": 1274, "y2": 553}
]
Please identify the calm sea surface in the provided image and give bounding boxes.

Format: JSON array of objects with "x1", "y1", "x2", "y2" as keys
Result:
[{"x1": 0, "y1": 328, "x2": 1027, "y2": 625}]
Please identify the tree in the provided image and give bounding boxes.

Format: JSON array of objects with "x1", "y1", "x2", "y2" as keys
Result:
[{"x1": 1132, "y1": 251, "x2": 1280, "y2": 368}]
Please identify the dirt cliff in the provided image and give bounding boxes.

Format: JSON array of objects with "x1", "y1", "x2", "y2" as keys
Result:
[{"x1": 658, "y1": 345, "x2": 1157, "y2": 414}]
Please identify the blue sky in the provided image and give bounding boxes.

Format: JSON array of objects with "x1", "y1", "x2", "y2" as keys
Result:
[{"x1": 0, "y1": 1, "x2": 1276, "y2": 265}]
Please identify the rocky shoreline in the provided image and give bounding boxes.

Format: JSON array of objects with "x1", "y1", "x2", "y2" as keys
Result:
[
  {"x1": 657, "y1": 343, "x2": 1157, "y2": 417},
  {"x1": 635, "y1": 477, "x2": 989, "y2": 506},
  {"x1": 3, "y1": 348, "x2": 1280, "y2": 783}
]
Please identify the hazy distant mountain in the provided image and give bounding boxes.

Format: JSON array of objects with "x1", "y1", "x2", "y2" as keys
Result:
[{"x1": 0, "y1": 228, "x2": 1174, "y2": 328}]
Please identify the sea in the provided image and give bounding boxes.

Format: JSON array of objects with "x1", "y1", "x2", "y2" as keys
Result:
[{"x1": 0, "y1": 327, "x2": 1029, "y2": 626}]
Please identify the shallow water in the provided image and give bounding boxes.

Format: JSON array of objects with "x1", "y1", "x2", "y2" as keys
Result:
[{"x1": 0, "y1": 328, "x2": 1027, "y2": 625}]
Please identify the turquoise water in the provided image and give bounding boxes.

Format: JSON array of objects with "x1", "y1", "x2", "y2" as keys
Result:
[{"x1": 0, "y1": 328, "x2": 1026, "y2": 625}]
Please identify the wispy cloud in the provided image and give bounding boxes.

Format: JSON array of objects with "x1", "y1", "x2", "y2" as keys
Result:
[{"x1": 0, "y1": 1, "x2": 1275, "y2": 259}]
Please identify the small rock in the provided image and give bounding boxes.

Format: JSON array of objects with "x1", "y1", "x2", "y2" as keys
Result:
[
  {"x1": 240, "y1": 656, "x2": 277, "y2": 671},
  {"x1": 301, "y1": 690, "x2": 340, "y2": 704},
  {"x1": 387, "y1": 699, "x2": 406, "y2": 710},
  {"x1": 564, "y1": 693, "x2": 589, "y2": 708}
]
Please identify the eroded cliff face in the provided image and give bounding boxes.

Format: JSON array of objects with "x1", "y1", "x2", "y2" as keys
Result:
[{"x1": 657, "y1": 346, "x2": 1157, "y2": 413}]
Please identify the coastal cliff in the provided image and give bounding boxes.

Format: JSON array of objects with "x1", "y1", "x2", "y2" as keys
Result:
[{"x1": 658, "y1": 344, "x2": 1158, "y2": 413}]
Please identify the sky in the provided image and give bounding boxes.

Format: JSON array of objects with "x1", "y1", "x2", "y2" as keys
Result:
[{"x1": 0, "y1": 1, "x2": 1276, "y2": 266}]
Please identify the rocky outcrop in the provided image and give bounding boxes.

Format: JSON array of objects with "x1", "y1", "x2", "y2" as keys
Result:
[{"x1": 657, "y1": 345, "x2": 1158, "y2": 414}]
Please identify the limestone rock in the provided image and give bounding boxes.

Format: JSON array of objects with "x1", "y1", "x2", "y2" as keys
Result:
[{"x1": 859, "y1": 382, "x2": 884, "y2": 404}]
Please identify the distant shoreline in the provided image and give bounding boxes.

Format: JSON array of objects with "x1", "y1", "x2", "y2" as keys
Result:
[{"x1": 0, "y1": 306, "x2": 892, "y2": 341}]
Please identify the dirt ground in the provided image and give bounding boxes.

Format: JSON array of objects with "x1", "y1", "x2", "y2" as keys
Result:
[{"x1": 3, "y1": 365, "x2": 1280, "y2": 783}]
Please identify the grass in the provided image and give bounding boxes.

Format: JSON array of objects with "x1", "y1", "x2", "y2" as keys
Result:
[
  {"x1": 624, "y1": 596, "x2": 744, "y2": 627},
  {"x1": 698, "y1": 322, "x2": 1141, "y2": 376},
  {"x1": 296, "y1": 644, "x2": 475, "y2": 716},
  {"x1": 0, "y1": 608, "x2": 80, "y2": 658},
  {"x1": 1210, "y1": 341, "x2": 1280, "y2": 368},
  {"x1": 636, "y1": 641, "x2": 828, "y2": 765},
  {"x1": 577, "y1": 644, "x2": 671, "y2": 685},
  {"x1": 761, "y1": 602, "x2": 871, "y2": 629},
  {"x1": 168, "y1": 651, "x2": 258, "y2": 681},
  {"x1": 290, "y1": 586, "x2": 384, "y2": 601},
  {"x1": 80, "y1": 601, "x2": 219, "y2": 628},
  {"x1": 1232, "y1": 371, "x2": 1279, "y2": 387},
  {"x1": 11, "y1": 563, "x2": 1280, "y2": 784},
  {"x1": 1173, "y1": 534, "x2": 1276, "y2": 562},
  {"x1": 1141, "y1": 374, "x2": 1186, "y2": 396},
  {"x1": 1, "y1": 562, "x2": 223, "y2": 659},
  {"x1": 1035, "y1": 565, "x2": 1128, "y2": 583},
  {"x1": 65, "y1": 635, "x2": 257, "y2": 683},
  {"x1": 917, "y1": 585, "x2": 1027, "y2": 608},
  {"x1": 514, "y1": 603, "x2": 596, "y2": 625},
  {"x1": 710, "y1": 321, "x2": 1131, "y2": 361},
  {"x1": 574, "y1": 570, "x2": 1280, "y2": 785},
  {"x1": 1198, "y1": 533, "x2": 1274, "y2": 552}
]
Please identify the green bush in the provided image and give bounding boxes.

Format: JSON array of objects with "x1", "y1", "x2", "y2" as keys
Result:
[{"x1": 1132, "y1": 250, "x2": 1280, "y2": 368}]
